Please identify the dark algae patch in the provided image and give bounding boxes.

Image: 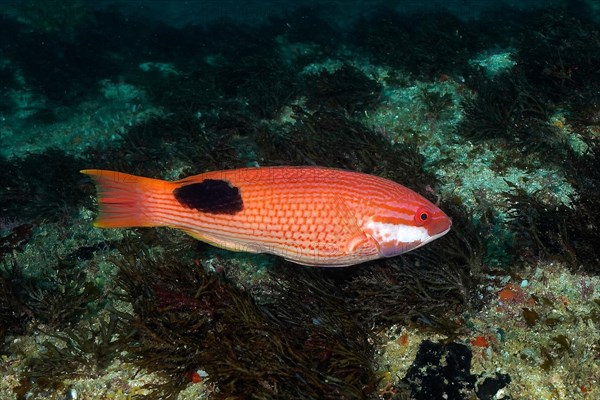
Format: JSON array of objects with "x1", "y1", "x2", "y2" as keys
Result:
[{"x1": 110, "y1": 241, "x2": 378, "y2": 399}]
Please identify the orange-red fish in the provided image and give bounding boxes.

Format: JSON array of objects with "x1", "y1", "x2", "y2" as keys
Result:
[{"x1": 81, "y1": 166, "x2": 451, "y2": 267}]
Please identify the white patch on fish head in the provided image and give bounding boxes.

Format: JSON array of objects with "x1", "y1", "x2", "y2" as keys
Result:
[{"x1": 363, "y1": 218, "x2": 449, "y2": 258}]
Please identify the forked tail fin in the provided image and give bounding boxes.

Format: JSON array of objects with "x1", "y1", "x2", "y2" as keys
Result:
[{"x1": 81, "y1": 169, "x2": 171, "y2": 228}]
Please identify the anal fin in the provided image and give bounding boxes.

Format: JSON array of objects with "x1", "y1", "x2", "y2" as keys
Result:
[{"x1": 179, "y1": 227, "x2": 261, "y2": 254}]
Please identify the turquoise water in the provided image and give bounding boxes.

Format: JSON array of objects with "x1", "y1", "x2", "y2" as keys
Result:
[{"x1": 1, "y1": 1, "x2": 599, "y2": 399}]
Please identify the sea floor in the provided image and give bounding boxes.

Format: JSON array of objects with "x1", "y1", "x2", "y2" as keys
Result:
[{"x1": 1, "y1": 1, "x2": 600, "y2": 399}]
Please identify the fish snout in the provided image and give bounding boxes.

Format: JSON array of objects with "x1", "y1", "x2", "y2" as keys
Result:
[{"x1": 426, "y1": 212, "x2": 452, "y2": 238}]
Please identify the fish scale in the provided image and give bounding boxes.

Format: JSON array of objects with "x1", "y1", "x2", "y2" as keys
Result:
[{"x1": 81, "y1": 166, "x2": 451, "y2": 267}]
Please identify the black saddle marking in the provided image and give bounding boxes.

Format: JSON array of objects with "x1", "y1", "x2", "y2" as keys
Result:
[{"x1": 174, "y1": 179, "x2": 243, "y2": 214}]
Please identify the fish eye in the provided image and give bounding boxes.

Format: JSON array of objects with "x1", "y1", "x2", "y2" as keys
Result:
[{"x1": 414, "y1": 207, "x2": 430, "y2": 225}]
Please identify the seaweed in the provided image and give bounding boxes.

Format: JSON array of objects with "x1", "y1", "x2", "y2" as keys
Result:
[
  {"x1": 26, "y1": 311, "x2": 129, "y2": 384},
  {"x1": 20, "y1": 259, "x2": 103, "y2": 328},
  {"x1": 352, "y1": 9, "x2": 408, "y2": 70},
  {"x1": 459, "y1": 73, "x2": 555, "y2": 147},
  {"x1": 218, "y1": 52, "x2": 300, "y2": 119},
  {"x1": 0, "y1": 149, "x2": 88, "y2": 221},
  {"x1": 505, "y1": 185, "x2": 600, "y2": 273},
  {"x1": 502, "y1": 105, "x2": 600, "y2": 274},
  {"x1": 514, "y1": 10, "x2": 600, "y2": 103},
  {"x1": 304, "y1": 64, "x2": 382, "y2": 115},
  {"x1": 504, "y1": 186, "x2": 559, "y2": 263},
  {"x1": 419, "y1": 87, "x2": 454, "y2": 121},
  {"x1": 0, "y1": 223, "x2": 33, "y2": 260},
  {"x1": 111, "y1": 239, "x2": 378, "y2": 399},
  {"x1": 353, "y1": 10, "x2": 483, "y2": 79},
  {"x1": 566, "y1": 90, "x2": 600, "y2": 137},
  {"x1": 0, "y1": 261, "x2": 32, "y2": 345},
  {"x1": 0, "y1": 250, "x2": 103, "y2": 349},
  {"x1": 138, "y1": 67, "x2": 224, "y2": 116},
  {"x1": 400, "y1": 11, "x2": 482, "y2": 78}
]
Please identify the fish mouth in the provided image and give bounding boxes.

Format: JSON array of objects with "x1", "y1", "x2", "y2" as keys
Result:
[
  {"x1": 425, "y1": 212, "x2": 452, "y2": 236},
  {"x1": 429, "y1": 225, "x2": 451, "y2": 242},
  {"x1": 408, "y1": 225, "x2": 452, "y2": 252}
]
